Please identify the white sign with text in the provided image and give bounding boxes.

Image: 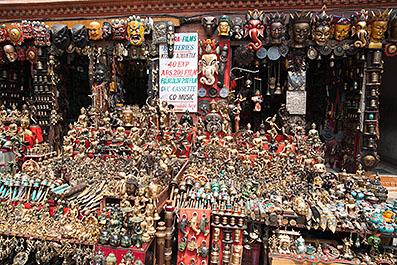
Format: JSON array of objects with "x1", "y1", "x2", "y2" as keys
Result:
[{"x1": 159, "y1": 32, "x2": 198, "y2": 112}]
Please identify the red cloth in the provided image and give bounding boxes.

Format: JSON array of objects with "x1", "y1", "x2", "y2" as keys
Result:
[{"x1": 29, "y1": 126, "x2": 43, "y2": 143}]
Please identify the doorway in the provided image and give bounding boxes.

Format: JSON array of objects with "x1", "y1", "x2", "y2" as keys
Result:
[
  {"x1": 118, "y1": 60, "x2": 149, "y2": 107},
  {"x1": 57, "y1": 53, "x2": 91, "y2": 127}
]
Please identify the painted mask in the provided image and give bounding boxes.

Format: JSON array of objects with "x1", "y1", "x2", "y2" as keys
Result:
[
  {"x1": 33, "y1": 21, "x2": 51, "y2": 46},
  {"x1": 265, "y1": 12, "x2": 289, "y2": 45},
  {"x1": 0, "y1": 25, "x2": 8, "y2": 43},
  {"x1": 3, "y1": 45, "x2": 17, "y2": 62},
  {"x1": 102, "y1": 22, "x2": 113, "y2": 40},
  {"x1": 88, "y1": 21, "x2": 102, "y2": 40},
  {"x1": 312, "y1": 6, "x2": 332, "y2": 46},
  {"x1": 166, "y1": 23, "x2": 175, "y2": 58},
  {"x1": 71, "y1": 24, "x2": 88, "y2": 48},
  {"x1": 244, "y1": 9, "x2": 265, "y2": 51},
  {"x1": 111, "y1": 19, "x2": 126, "y2": 40},
  {"x1": 368, "y1": 9, "x2": 391, "y2": 49},
  {"x1": 21, "y1": 20, "x2": 34, "y2": 39},
  {"x1": 217, "y1": 15, "x2": 231, "y2": 37},
  {"x1": 26, "y1": 46, "x2": 37, "y2": 63},
  {"x1": 201, "y1": 16, "x2": 218, "y2": 37},
  {"x1": 127, "y1": 16, "x2": 145, "y2": 46},
  {"x1": 199, "y1": 39, "x2": 219, "y2": 86},
  {"x1": 231, "y1": 17, "x2": 244, "y2": 40},
  {"x1": 333, "y1": 17, "x2": 351, "y2": 41},
  {"x1": 51, "y1": 24, "x2": 71, "y2": 50},
  {"x1": 290, "y1": 11, "x2": 312, "y2": 48},
  {"x1": 7, "y1": 23, "x2": 24, "y2": 45}
]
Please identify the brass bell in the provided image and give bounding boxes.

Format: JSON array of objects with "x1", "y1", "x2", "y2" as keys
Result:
[
  {"x1": 370, "y1": 72, "x2": 379, "y2": 83},
  {"x1": 367, "y1": 138, "x2": 375, "y2": 148},
  {"x1": 372, "y1": 50, "x2": 382, "y2": 65},
  {"x1": 274, "y1": 86, "x2": 282, "y2": 95},
  {"x1": 369, "y1": 99, "x2": 377, "y2": 108},
  {"x1": 366, "y1": 124, "x2": 375, "y2": 134}
]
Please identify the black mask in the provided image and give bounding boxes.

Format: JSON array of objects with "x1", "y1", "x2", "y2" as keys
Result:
[
  {"x1": 102, "y1": 22, "x2": 113, "y2": 40},
  {"x1": 94, "y1": 63, "x2": 108, "y2": 85},
  {"x1": 71, "y1": 24, "x2": 88, "y2": 48},
  {"x1": 51, "y1": 24, "x2": 70, "y2": 50}
]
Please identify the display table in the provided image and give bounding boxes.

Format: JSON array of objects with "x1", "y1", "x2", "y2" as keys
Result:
[
  {"x1": 270, "y1": 253, "x2": 358, "y2": 265},
  {"x1": 271, "y1": 257, "x2": 353, "y2": 265}
]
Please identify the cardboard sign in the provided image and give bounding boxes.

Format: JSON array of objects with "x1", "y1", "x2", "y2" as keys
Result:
[{"x1": 159, "y1": 33, "x2": 198, "y2": 112}]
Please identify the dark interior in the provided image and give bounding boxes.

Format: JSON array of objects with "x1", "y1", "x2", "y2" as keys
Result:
[
  {"x1": 57, "y1": 53, "x2": 91, "y2": 126},
  {"x1": 121, "y1": 59, "x2": 149, "y2": 107}
]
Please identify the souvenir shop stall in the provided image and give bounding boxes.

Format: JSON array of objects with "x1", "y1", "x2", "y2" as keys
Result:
[{"x1": 0, "y1": 3, "x2": 396, "y2": 265}]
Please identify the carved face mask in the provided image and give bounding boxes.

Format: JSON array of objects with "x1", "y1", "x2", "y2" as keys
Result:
[
  {"x1": 51, "y1": 24, "x2": 71, "y2": 50},
  {"x1": 217, "y1": 15, "x2": 231, "y2": 37},
  {"x1": 334, "y1": 24, "x2": 350, "y2": 41},
  {"x1": 33, "y1": 22, "x2": 51, "y2": 46},
  {"x1": 265, "y1": 13, "x2": 289, "y2": 45},
  {"x1": 313, "y1": 25, "x2": 331, "y2": 46},
  {"x1": 202, "y1": 17, "x2": 217, "y2": 36},
  {"x1": 111, "y1": 19, "x2": 126, "y2": 40},
  {"x1": 244, "y1": 9, "x2": 265, "y2": 51},
  {"x1": 71, "y1": 24, "x2": 88, "y2": 48},
  {"x1": 370, "y1": 20, "x2": 388, "y2": 42},
  {"x1": 26, "y1": 47, "x2": 37, "y2": 63},
  {"x1": 270, "y1": 22, "x2": 283, "y2": 40},
  {"x1": 312, "y1": 7, "x2": 332, "y2": 46},
  {"x1": 290, "y1": 11, "x2": 312, "y2": 48},
  {"x1": 293, "y1": 23, "x2": 310, "y2": 45},
  {"x1": 94, "y1": 63, "x2": 107, "y2": 85},
  {"x1": 127, "y1": 17, "x2": 145, "y2": 46},
  {"x1": 333, "y1": 17, "x2": 351, "y2": 41},
  {"x1": 88, "y1": 21, "x2": 102, "y2": 40},
  {"x1": 231, "y1": 17, "x2": 244, "y2": 40},
  {"x1": 102, "y1": 22, "x2": 113, "y2": 40},
  {"x1": 3, "y1": 45, "x2": 17, "y2": 62}
]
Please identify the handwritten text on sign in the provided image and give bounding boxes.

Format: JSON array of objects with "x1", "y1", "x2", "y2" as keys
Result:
[{"x1": 159, "y1": 33, "x2": 198, "y2": 112}]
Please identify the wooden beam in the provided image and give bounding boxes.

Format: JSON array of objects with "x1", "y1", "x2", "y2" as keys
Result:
[{"x1": 0, "y1": 0, "x2": 396, "y2": 21}]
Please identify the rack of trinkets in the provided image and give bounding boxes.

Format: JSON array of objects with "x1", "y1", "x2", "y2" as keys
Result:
[
  {"x1": 0, "y1": 59, "x2": 29, "y2": 109},
  {"x1": 31, "y1": 47, "x2": 53, "y2": 132}
]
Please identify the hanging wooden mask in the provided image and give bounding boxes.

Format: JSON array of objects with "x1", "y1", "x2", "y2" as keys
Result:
[{"x1": 244, "y1": 9, "x2": 265, "y2": 51}]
